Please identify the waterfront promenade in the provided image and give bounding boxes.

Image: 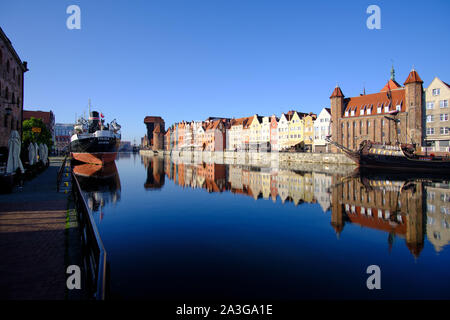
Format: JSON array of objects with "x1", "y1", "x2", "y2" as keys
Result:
[{"x1": 0, "y1": 158, "x2": 69, "y2": 299}]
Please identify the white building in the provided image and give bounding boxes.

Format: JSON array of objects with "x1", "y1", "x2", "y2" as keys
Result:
[{"x1": 313, "y1": 107, "x2": 332, "y2": 153}]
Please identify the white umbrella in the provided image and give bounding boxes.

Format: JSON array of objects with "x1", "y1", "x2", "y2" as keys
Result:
[
  {"x1": 44, "y1": 144, "x2": 48, "y2": 165},
  {"x1": 34, "y1": 142, "x2": 39, "y2": 163},
  {"x1": 6, "y1": 130, "x2": 24, "y2": 174},
  {"x1": 38, "y1": 143, "x2": 46, "y2": 165},
  {"x1": 28, "y1": 143, "x2": 36, "y2": 165}
]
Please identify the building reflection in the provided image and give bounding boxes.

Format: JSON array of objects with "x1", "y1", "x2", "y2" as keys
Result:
[
  {"x1": 142, "y1": 155, "x2": 450, "y2": 257},
  {"x1": 142, "y1": 156, "x2": 165, "y2": 189},
  {"x1": 73, "y1": 162, "x2": 121, "y2": 221}
]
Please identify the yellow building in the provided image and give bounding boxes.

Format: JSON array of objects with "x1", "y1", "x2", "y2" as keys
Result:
[
  {"x1": 249, "y1": 114, "x2": 263, "y2": 151},
  {"x1": 302, "y1": 113, "x2": 317, "y2": 150},
  {"x1": 287, "y1": 111, "x2": 307, "y2": 148}
]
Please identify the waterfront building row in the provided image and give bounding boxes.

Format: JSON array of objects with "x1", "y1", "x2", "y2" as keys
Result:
[
  {"x1": 151, "y1": 110, "x2": 330, "y2": 153},
  {"x1": 144, "y1": 68, "x2": 448, "y2": 154}
]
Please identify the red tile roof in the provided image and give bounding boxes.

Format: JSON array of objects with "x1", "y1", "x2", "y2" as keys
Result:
[
  {"x1": 330, "y1": 86, "x2": 344, "y2": 98},
  {"x1": 404, "y1": 70, "x2": 423, "y2": 85},
  {"x1": 380, "y1": 79, "x2": 402, "y2": 92},
  {"x1": 343, "y1": 88, "x2": 405, "y2": 116}
]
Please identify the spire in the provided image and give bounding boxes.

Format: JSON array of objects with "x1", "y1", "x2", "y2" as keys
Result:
[
  {"x1": 390, "y1": 64, "x2": 395, "y2": 81},
  {"x1": 404, "y1": 68, "x2": 423, "y2": 85},
  {"x1": 330, "y1": 85, "x2": 344, "y2": 98}
]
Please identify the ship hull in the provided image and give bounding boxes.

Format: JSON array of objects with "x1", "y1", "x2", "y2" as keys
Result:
[
  {"x1": 70, "y1": 136, "x2": 120, "y2": 165},
  {"x1": 353, "y1": 153, "x2": 450, "y2": 173}
]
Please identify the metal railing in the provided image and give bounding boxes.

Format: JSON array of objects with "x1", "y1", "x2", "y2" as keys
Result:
[
  {"x1": 71, "y1": 171, "x2": 108, "y2": 300},
  {"x1": 56, "y1": 154, "x2": 69, "y2": 192}
]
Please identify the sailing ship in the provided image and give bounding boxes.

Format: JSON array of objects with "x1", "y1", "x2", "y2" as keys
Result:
[
  {"x1": 70, "y1": 104, "x2": 121, "y2": 165},
  {"x1": 327, "y1": 119, "x2": 450, "y2": 173}
]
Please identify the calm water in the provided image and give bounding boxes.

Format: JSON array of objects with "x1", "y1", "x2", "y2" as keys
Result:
[{"x1": 75, "y1": 153, "x2": 450, "y2": 299}]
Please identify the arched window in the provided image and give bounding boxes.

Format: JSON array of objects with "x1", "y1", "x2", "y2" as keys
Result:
[
  {"x1": 16, "y1": 97, "x2": 19, "y2": 106},
  {"x1": 0, "y1": 50, "x2": 2, "y2": 65},
  {"x1": 11, "y1": 92, "x2": 15, "y2": 104},
  {"x1": 5, "y1": 86, "x2": 8, "y2": 99},
  {"x1": 17, "y1": 74, "x2": 20, "y2": 86},
  {"x1": 6, "y1": 59, "x2": 10, "y2": 73}
]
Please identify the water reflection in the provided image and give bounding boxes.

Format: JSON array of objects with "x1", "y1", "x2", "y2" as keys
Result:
[
  {"x1": 141, "y1": 155, "x2": 450, "y2": 257},
  {"x1": 73, "y1": 162, "x2": 121, "y2": 219}
]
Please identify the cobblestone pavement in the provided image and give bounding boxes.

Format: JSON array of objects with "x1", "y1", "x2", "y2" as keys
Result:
[{"x1": 0, "y1": 159, "x2": 68, "y2": 300}]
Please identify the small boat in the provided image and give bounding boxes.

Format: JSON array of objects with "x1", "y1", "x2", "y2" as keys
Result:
[{"x1": 70, "y1": 106, "x2": 121, "y2": 165}]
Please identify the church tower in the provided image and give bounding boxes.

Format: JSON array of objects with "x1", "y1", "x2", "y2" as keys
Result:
[
  {"x1": 330, "y1": 85, "x2": 345, "y2": 152},
  {"x1": 404, "y1": 69, "x2": 424, "y2": 146}
]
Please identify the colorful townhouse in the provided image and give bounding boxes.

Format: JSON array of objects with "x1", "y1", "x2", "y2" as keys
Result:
[
  {"x1": 260, "y1": 116, "x2": 271, "y2": 152},
  {"x1": 287, "y1": 110, "x2": 307, "y2": 149},
  {"x1": 313, "y1": 108, "x2": 332, "y2": 153},
  {"x1": 270, "y1": 115, "x2": 279, "y2": 152},
  {"x1": 424, "y1": 77, "x2": 450, "y2": 153},
  {"x1": 302, "y1": 112, "x2": 317, "y2": 151},
  {"x1": 249, "y1": 114, "x2": 263, "y2": 151},
  {"x1": 277, "y1": 113, "x2": 290, "y2": 151}
]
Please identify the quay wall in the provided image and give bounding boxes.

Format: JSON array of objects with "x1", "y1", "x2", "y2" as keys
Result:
[{"x1": 139, "y1": 150, "x2": 356, "y2": 175}]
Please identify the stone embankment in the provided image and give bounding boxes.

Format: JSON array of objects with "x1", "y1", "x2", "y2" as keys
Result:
[{"x1": 140, "y1": 150, "x2": 356, "y2": 175}]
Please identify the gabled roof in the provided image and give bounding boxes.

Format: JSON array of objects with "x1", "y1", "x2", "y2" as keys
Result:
[
  {"x1": 380, "y1": 79, "x2": 402, "y2": 92},
  {"x1": 404, "y1": 70, "x2": 423, "y2": 84}
]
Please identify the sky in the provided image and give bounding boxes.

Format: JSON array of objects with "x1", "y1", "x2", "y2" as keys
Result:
[{"x1": 1, "y1": 0, "x2": 450, "y2": 143}]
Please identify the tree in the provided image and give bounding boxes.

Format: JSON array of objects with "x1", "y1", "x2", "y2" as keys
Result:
[{"x1": 22, "y1": 117, "x2": 53, "y2": 149}]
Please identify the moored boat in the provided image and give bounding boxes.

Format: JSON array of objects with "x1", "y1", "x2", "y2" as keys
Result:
[
  {"x1": 70, "y1": 109, "x2": 121, "y2": 165},
  {"x1": 328, "y1": 138, "x2": 450, "y2": 172}
]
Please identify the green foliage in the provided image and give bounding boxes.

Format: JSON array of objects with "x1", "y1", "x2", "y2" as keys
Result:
[{"x1": 22, "y1": 117, "x2": 53, "y2": 149}]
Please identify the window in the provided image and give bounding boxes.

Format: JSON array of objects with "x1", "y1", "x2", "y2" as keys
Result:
[
  {"x1": 427, "y1": 115, "x2": 435, "y2": 123},
  {"x1": 427, "y1": 102, "x2": 434, "y2": 110},
  {"x1": 427, "y1": 127, "x2": 435, "y2": 135},
  {"x1": 396, "y1": 105, "x2": 401, "y2": 111},
  {"x1": 377, "y1": 105, "x2": 382, "y2": 113},
  {"x1": 433, "y1": 88, "x2": 440, "y2": 96},
  {"x1": 345, "y1": 110, "x2": 349, "y2": 117},
  {"x1": 440, "y1": 100, "x2": 448, "y2": 108},
  {"x1": 440, "y1": 127, "x2": 449, "y2": 135},
  {"x1": 367, "y1": 108, "x2": 371, "y2": 115},
  {"x1": 440, "y1": 114, "x2": 449, "y2": 121}
]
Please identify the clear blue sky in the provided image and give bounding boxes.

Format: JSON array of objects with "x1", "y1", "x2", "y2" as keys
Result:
[{"x1": 2, "y1": 0, "x2": 449, "y2": 143}]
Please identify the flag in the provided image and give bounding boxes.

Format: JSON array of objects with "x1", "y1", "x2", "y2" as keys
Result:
[
  {"x1": 100, "y1": 113, "x2": 104, "y2": 118},
  {"x1": 386, "y1": 81, "x2": 392, "y2": 101}
]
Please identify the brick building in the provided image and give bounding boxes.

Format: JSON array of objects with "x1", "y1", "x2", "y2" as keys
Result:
[
  {"x1": 143, "y1": 116, "x2": 165, "y2": 151},
  {"x1": 330, "y1": 68, "x2": 424, "y2": 152},
  {"x1": 0, "y1": 27, "x2": 28, "y2": 148}
]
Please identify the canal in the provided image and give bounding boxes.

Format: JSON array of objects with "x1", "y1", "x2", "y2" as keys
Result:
[{"x1": 75, "y1": 153, "x2": 450, "y2": 299}]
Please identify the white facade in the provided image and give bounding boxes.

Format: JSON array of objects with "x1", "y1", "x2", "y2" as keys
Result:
[{"x1": 313, "y1": 108, "x2": 332, "y2": 152}]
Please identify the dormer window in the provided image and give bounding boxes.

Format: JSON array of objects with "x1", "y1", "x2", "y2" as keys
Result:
[
  {"x1": 396, "y1": 105, "x2": 401, "y2": 111},
  {"x1": 377, "y1": 104, "x2": 382, "y2": 114},
  {"x1": 360, "y1": 105, "x2": 365, "y2": 116},
  {"x1": 345, "y1": 110, "x2": 349, "y2": 117},
  {"x1": 384, "y1": 103, "x2": 390, "y2": 113},
  {"x1": 433, "y1": 88, "x2": 440, "y2": 96},
  {"x1": 350, "y1": 108, "x2": 355, "y2": 116}
]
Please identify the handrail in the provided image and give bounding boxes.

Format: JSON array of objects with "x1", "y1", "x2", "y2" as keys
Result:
[
  {"x1": 71, "y1": 170, "x2": 108, "y2": 300},
  {"x1": 56, "y1": 154, "x2": 69, "y2": 192}
]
